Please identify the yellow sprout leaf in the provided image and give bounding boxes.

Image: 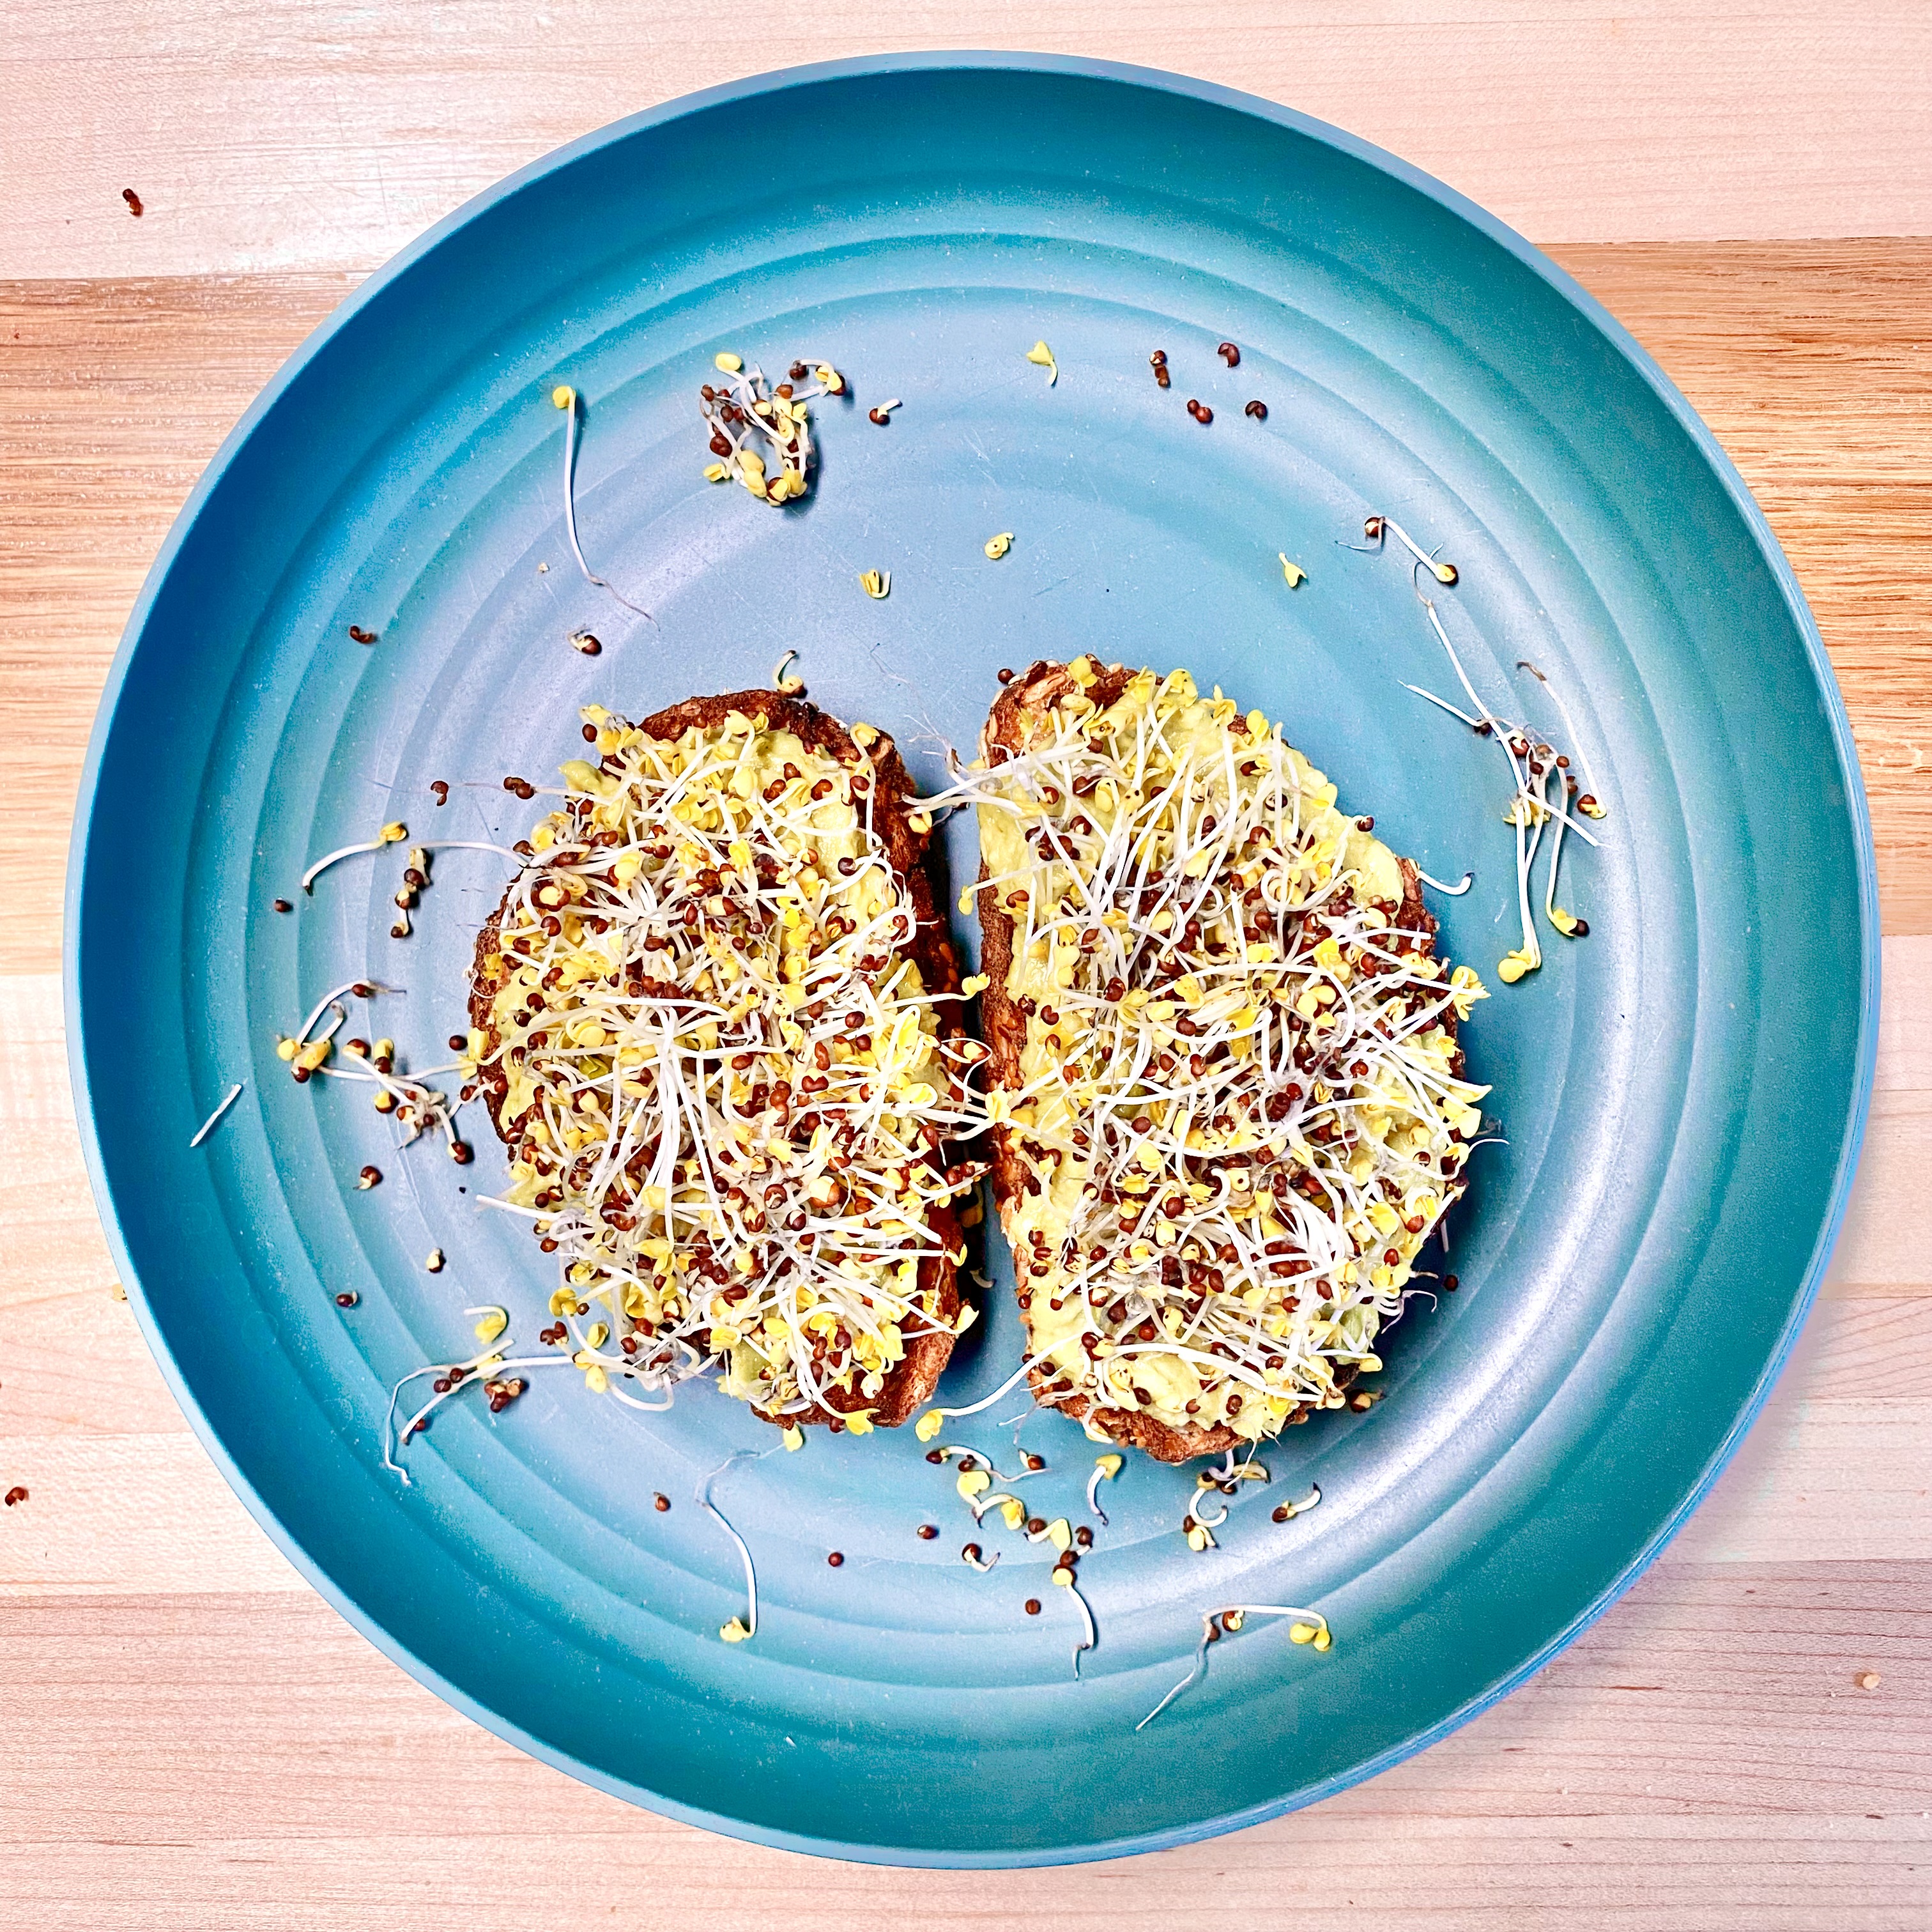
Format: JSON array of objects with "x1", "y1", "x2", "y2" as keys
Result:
[
  {"x1": 915, "y1": 1409, "x2": 944, "y2": 1441},
  {"x1": 859, "y1": 569, "x2": 891, "y2": 600},
  {"x1": 703, "y1": 462, "x2": 728, "y2": 483},
  {"x1": 714, "y1": 352, "x2": 742, "y2": 373},
  {"x1": 1025, "y1": 340, "x2": 1058, "y2": 384},
  {"x1": 1045, "y1": 1518, "x2": 1071, "y2": 1552},
  {"x1": 1050, "y1": 1568, "x2": 1074, "y2": 1588},
  {"x1": 1289, "y1": 1621, "x2": 1317, "y2": 1644},
  {"x1": 999, "y1": 1498, "x2": 1026, "y2": 1530},
  {"x1": 471, "y1": 1308, "x2": 508, "y2": 1346},
  {"x1": 984, "y1": 532, "x2": 1013, "y2": 559},
  {"x1": 551, "y1": 384, "x2": 574, "y2": 410},
  {"x1": 719, "y1": 1616, "x2": 751, "y2": 1643},
  {"x1": 783, "y1": 1425, "x2": 805, "y2": 1452},
  {"x1": 1279, "y1": 553, "x2": 1307, "y2": 588},
  {"x1": 1448, "y1": 963, "x2": 1489, "y2": 1018},
  {"x1": 956, "y1": 1469, "x2": 991, "y2": 1500},
  {"x1": 1095, "y1": 1453, "x2": 1123, "y2": 1479}
]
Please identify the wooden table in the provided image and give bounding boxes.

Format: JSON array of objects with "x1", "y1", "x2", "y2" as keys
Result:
[{"x1": 3, "y1": 10, "x2": 1928, "y2": 1927}]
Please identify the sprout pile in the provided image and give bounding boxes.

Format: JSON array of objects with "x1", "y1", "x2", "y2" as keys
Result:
[{"x1": 468, "y1": 703, "x2": 986, "y2": 1424}]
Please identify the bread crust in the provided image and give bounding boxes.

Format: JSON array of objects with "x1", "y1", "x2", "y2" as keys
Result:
[
  {"x1": 469, "y1": 690, "x2": 965, "y2": 1431},
  {"x1": 976, "y1": 661, "x2": 1443, "y2": 1464}
]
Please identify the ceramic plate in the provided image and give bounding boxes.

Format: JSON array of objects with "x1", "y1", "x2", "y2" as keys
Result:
[{"x1": 70, "y1": 54, "x2": 1876, "y2": 1865}]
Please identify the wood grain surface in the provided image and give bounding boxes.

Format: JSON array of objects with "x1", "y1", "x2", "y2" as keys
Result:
[
  {"x1": 0, "y1": 200, "x2": 1928, "y2": 1932},
  {"x1": 6, "y1": 2, "x2": 1932, "y2": 277}
]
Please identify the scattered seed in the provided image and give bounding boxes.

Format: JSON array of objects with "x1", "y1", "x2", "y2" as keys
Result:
[
  {"x1": 356, "y1": 1165, "x2": 382, "y2": 1190},
  {"x1": 1856, "y1": 1671, "x2": 1882, "y2": 1690},
  {"x1": 425, "y1": 1250, "x2": 445, "y2": 1273},
  {"x1": 569, "y1": 631, "x2": 601, "y2": 655},
  {"x1": 1217, "y1": 342, "x2": 1240, "y2": 367},
  {"x1": 916, "y1": 1523, "x2": 939, "y2": 1540},
  {"x1": 3, "y1": 1487, "x2": 26, "y2": 1506},
  {"x1": 827, "y1": 1551, "x2": 845, "y2": 1567},
  {"x1": 348, "y1": 625, "x2": 378, "y2": 645},
  {"x1": 1024, "y1": 1598, "x2": 1041, "y2": 1615},
  {"x1": 335, "y1": 1291, "x2": 358, "y2": 1308},
  {"x1": 654, "y1": 1493, "x2": 670, "y2": 1512},
  {"x1": 272, "y1": 898, "x2": 293, "y2": 913},
  {"x1": 121, "y1": 188, "x2": 143, "y2": 217}
]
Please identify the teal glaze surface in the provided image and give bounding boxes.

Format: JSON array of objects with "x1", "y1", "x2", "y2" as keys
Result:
[{"x1": 68, "y1": 55, "x2": 1877, "y2": 1865}]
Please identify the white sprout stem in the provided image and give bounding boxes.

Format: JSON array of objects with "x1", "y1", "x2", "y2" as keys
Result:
[
  {"x1": 1135, "y1": 1604, "x2": 1333, "y2": 1731},
  {"x1": 1066, "y1": 1577, "x2": 1097, "y2": 1675},
  {"x1": 1085, "y1": 1464, "x2": 1112, "y2": 1525},
  {"x1": 559, "y1": 389, "x2": 652, "y2": 621},
  {"x1": 1402, "y1": 683, "x2": 1483, "y2": 729},
  {"x1": 1544, "y1": 768, "x2": 1570, "y2": 931},
  {"x1": 473, "y1": 1195, "x2": 549, "y2": 1221},
  {"x1": 383, "y1": 1342, "x2": 555, "y2": 1482},
  {"x1": 302, "y1": 838, "x2": 392, "y2": 894},
  {"x1": 1379, "y1": 516, "x2": 1457, "y2": 584},
  {"x1": 297, "y1": 979, "x2": 393, "y2": 1045},
  {"x1": 926, "y1": 1347, "x2": 1063, "y2": 1424},
  {"x1": 425, "y1": 840, "x2": 531, "y2": 864},
  {"x1": 1518, "y1": 659, "x2": 1606, "y2": 811},
  {"x1": 1416, "y1": 869, "x2": 1473, "y2": 895},
  {"x1": 936, "y1": 1446, "x2": 1037, "y2": 1484},
  {"x1": 188, "y1": 1082, "x2": 244, "y2": 1148},
  {"x1": 1421, "y1": 599, "x2": 1501, "y2": 737},
  {"x1": 699, "y1": 1452, "x2": 761, "y2": 1639}
]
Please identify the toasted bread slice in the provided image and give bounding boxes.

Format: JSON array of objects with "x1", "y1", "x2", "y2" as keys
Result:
[
  {"x1": 975, "y1": 659, "x2": 1487, "y2": 1463},
  {"x1": 470, "y1": 691, "x2": 972, "y2": 1434}
]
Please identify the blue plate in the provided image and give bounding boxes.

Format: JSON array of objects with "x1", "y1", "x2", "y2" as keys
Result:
[{"x1": 69, "y1": 54, "x2": 1877, "y2": 1865}]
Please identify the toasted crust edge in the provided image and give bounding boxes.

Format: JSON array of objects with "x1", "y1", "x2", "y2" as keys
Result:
[
  {"x1": 976, "y1": 661, "x2": 1442, "y2": 1464},
  {"x1": 468, "y1": 689, "x2": 965, "y2": 1432}
]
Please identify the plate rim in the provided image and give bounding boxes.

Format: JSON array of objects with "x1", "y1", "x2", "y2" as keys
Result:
[{"x1": 65, "y1": 48, "x2": 1882, "y2": 1868}]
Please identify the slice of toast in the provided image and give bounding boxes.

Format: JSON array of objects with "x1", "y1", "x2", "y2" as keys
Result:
[
  {"x1": 470, "y1": 691, "x2": 969, "y2": 1433},
  {"x1": 975, "y1": 659, "x2": 1485, "y2": 1463}
]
